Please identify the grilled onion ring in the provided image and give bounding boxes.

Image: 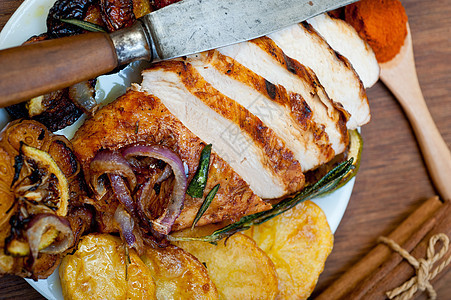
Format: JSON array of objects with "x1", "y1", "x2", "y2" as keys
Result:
[{"x1": 122, "y1": 145, "x2": 187, "y2": 235}]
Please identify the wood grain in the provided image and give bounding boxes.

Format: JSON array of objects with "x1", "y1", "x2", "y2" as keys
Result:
[
  {"x1": 0, "y1": 32, "x2": 118, "y2": 107},
  {"x1": 0, "y1": 0, "x2": 450, "y2": 299}
]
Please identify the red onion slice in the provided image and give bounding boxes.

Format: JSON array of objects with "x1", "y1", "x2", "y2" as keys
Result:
[
  {"x1": 114, "y1": 205, "x2": 136, "y2": 247},
  {"x1": 122, "y1": 145, "x2": 187, "y2": 235},
  {"x1": 108, "y1": 174, "x2": 137, "y2": 217},
  {"x1": 155, "y1": 164, "x2": 173, "y2": 184},
  {"x1": 25, "y1": 213, "x2": 74, "y2": 260},
  {"x1": 89, "y1": 151, "x2": 137, "y2": 197}
]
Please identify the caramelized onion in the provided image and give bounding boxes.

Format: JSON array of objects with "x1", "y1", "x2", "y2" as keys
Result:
[
  {"x1": 108, "y1": 174, "x2": 136, "y2": 217},
  {"x1": 68, "y1": 81, "x2": 97, "y2": 113},
  {"x1": 89, "y1": 150, "x2": 137, "y2": 197},
  {"x1": 25, "y1": 213, "x2": 74, "y2": 260},
  {"x1": 122, "y1": 145, "x2": 187, "y2": 235},
  {"x1": 114, "y1": 205, "x2": 136, "y2": 247}
]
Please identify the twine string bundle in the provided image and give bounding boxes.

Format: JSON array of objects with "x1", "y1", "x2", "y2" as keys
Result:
[{"x1": 378, "y1": 233, "x2": 451, "y2": 300}]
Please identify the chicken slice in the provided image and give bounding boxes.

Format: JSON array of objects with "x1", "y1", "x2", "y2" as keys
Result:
[
  {"x1": 218, "y1": 38, "x2": 348, "y2": 154},
  {"x1": 71, "y1": 90, "x2": 271, "y2": 230},
  {"x1": 307, "y1": 13, "x2": 380, "y2": 88},
  {"x1": 141, "y1": 61, "x2": 305, "y2": 199},
  {"x1": 268, "y1": 23, "x2": 370, "y2": 129},
  {"x1": 186, "y1": 50, "x2": 335, "y2": 172}
]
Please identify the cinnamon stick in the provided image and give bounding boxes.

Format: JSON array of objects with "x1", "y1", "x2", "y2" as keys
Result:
[
  {"x1": 363, "y1": 200, "x2": 451, "y2": 299},
  {"x1": 348, "y1": 199, "x2": 449, "y2": 299},
  {"x1": 316, "y1": 196, "x2": 444, "y2": 300}
]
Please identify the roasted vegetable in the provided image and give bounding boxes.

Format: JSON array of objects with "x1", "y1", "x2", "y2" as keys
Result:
[
  {"x1": 5, "y1": 88, "x2": 84, "y2": 132},
  {"x1": 172, "y1": 227, "x2": 278, "y2": 300},
  {"x1": 59, "y1": 234, "x2": 156, "y2": 300},
  {"x1": 14, "y1": 144, "x2": 70, "y2": 216},
  {"x1": 100, "y1": 0, "x2": 136, "y2": 31},
  {"x1": 141, "y1": 243, "x2": 218, "y2": 299},
  {"x1": 47, "y1": 0, "x2": 95, "y2": 38},
  {"x1": 245, "y1": 201, "x2": 333, "y2": 299},
  {"x1": 0, "y1": 120, "x2": 90, "y2": 279}
]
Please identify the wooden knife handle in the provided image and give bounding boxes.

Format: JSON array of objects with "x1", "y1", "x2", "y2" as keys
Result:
[{"x1": 0, "y1": 32, "x2": 118, "y2": 107}]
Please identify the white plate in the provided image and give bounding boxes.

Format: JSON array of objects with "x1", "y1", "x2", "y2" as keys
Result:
[{"x1": 0, "y1": 1, "x2": 355, "y2": 298}]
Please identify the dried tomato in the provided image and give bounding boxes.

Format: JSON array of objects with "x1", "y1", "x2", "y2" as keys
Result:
[
  {"x1": 47, "y1": 0, "x2": 95, "y2": 38},
  {"x1": 100, "y1": 0, "x2": 135, "y2": 32},
  {"x1": 153, "y1": 0, "x2": 181, "y2": 10}
]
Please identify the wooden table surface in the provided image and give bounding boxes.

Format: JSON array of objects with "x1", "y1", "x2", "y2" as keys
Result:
[{"x1": 0, "y1": 0, "x2": 450, "y2": 299}]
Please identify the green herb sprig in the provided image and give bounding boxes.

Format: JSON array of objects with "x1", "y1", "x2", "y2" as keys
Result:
[
  {"x1": 169, "y1": 158, "x2": 354, "y2": 244},
  {"x1": 191, "y1": 184, "x2": 220, "y2": 230},
  {"x1": 60, "y1": 19, "x2": 106, "y2": 32},
  {"x1": 186, "y1": 144, "x2": 212, "y2": 198}
]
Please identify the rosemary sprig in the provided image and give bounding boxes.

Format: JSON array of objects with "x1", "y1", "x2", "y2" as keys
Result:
[
  {"x1": 169, "y1": 158, "x2": 354, "y2": 244},
  {"x1": 191, "y1": 184, "x2": 220, "y2": 230},
  {"x1": 186, "y1": 144, "x2": 212, "y2": 198},
  {"x1": 60, "y1": 18, "x2": 107, "y2": 33}
]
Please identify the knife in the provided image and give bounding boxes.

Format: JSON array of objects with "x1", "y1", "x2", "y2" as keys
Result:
[{"x1": 0, "y1": 0, "x2": 356, "y2": 107}]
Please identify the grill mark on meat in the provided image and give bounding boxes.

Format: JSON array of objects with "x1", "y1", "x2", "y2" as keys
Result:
[
  {"x1": 190, "y1": 50, "x2": 335, "y2": 171},
  {"x1": 306, "y1": 14, "x2": 380, "y2": 89},
  {"x1": 268, "y1": 22, "x2": 370, "y2": 129},
  {"x1": 71, "y1": 90, "x2": 270, "y2": 230},
  {"x1": 147, "y1": 61, "x2": 305, "y2": 194},
  {"x1": 219, "y1": 38, "x2": 348, "y2": 154},
  {"x1": 264, "y1": 79, "x2": 277, "y2": 100}
]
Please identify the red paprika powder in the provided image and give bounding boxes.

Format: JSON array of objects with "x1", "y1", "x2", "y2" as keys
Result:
[{"x1": 345, "y1": 0, "x2": 408, "y2": 63}]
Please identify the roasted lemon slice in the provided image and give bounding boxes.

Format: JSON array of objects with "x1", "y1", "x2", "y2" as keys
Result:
[
  {"x1": 245, "y1": 200, "x2": 333, "y2": 299},
  {"x1": 59, "y1": 234, "x2": 156, "y2": 300},
  {"x1": 16, "y1": 144, "x2": 69, "y2": 216}
]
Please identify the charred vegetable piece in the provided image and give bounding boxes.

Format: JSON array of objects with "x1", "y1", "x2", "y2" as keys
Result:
[
  {"x1": 26, "y1": 214, "x2": 74, "y2": 259},
  {"x1": 3, "y1": 119, "x2": 50, "y2": 153},
  {"x1": 0, "y1": 149, "x2": 15, "y2": 229},
  {"x1": 186, "y1": 144, "x2": 212, "y2": 198},
  {"x1": 89, "y1": 150, "x2": 137, "y2": 198},
  {"x1": 6, "y1": 227, "x2": 58, "y2": 257},
  {"x1": 47, "y1": 0, "x2": 95, "y2": 38},
  {"x1": 121, "y1": 145, "x2": 187, "y2": 235},
  {"x1": 100, "y1": 0, "x2": 135, "y2": 32},
  {"x1": 153, "y1": 0, "x2": 181, "y2": 9},
  {"x1": 0, "y1": 120, "x2": 89, "y2": 279},
  {"x1": 132, "y1": 0, "x2": 152, "y2": 18},
  {"x1": 6, "y1": 89, "x2": 84, "y2": 132},
  {"x1": 14, "y1": 144, "x2": 69, "y2": 217},
  {"x1": 83, "y1": 3, "x2": 105, "y2": 26}
]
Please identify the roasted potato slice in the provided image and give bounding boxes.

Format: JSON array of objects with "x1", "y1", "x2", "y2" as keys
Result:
[
  {"x1": 141, "y1": 244, "x2": 219, "y2": 299},
  {"x1": 172, "y1": 226, "x2": 279, "y2": 300},
  {"x1": 244, "y1": 200, "x2": 333, "y2": 299},
  {"x1": 59, "y1": 234, "x2": 156, "y2": 300}
]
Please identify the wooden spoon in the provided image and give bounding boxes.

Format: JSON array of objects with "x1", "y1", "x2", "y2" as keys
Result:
[{"x1": 380, "y1": 23, "x2": 451, "y2": 201}]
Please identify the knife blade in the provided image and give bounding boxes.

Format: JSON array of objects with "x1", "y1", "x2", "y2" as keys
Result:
[{"x1": 0, "y1": 0, "x2": 357, "y2": 107}]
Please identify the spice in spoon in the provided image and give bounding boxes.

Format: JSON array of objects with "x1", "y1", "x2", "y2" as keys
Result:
[{"x1": 344, "y1": 0, "x2": 408, "y2": 63}]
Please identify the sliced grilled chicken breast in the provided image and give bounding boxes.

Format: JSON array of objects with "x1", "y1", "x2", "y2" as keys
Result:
[
  {"x1": 186, "y1": 50, "x2": 335, "y2": 172},
  {"x1": 218, "y1": 38, "x2": 348, "y2": 156},
  {"x1": 307, "y1": 13, "x2": 380, "y2": 88},
  {"x1": 141, "y1": 61, "x2": 305, "y2": 199},
  {"x1": 71, "y1": 90, "x2": 271, "y2": 230},
  {"x1": 268, "y1": 23, "x2": 370, "y2": 129}
]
